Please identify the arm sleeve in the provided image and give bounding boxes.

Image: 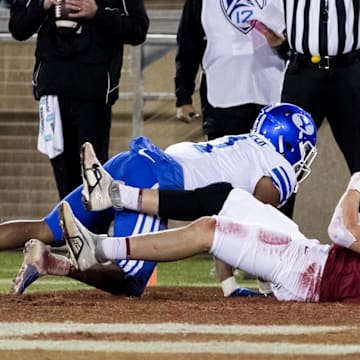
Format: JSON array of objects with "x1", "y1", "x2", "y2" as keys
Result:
[
  {"x1": 274, "y1": 36, "x2": 291, "y2": 61},
  {"x1": 9, "y1": 0, "x2": 48, "y2": 40},
  {"x1": 158, "y1": 182, "x2": 233, "y2": 221},
  {"x1": 93, "y1": 0, "x2": 149, "y2": 45},
  {"x1": 174, "y1": 0, "x2": 205, "y2": 107}
]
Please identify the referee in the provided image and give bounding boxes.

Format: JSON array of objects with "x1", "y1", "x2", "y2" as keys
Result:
[{"x1": 277, "y1": 0, "x2": 360, "y2": 218}]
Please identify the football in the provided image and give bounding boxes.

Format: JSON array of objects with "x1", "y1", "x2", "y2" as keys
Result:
[{"x1": 55, "y1": 0, "x2": 79, "y2": 29}]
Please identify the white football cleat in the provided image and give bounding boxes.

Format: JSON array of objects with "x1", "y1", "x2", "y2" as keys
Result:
[
  {"x1": 60, "y1": 200, "x2": 106, "y2": 271},
  {"x1": 80, "y1": 142, "x2": 114, "y2": 211}
]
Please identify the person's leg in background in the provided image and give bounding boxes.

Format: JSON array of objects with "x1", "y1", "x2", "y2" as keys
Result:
[
  {"x1": 280, "y1": 64, "x2": 327, "y2": 218},
  {"x1": 50, "y1": 97, "x2": 81, "y2": 199},
  {"x1": 200, "y1": 76, "x2": 264, "y2": 140},
  {"x1": 50, "y1": 97, "x2": 111, "y2": 199},
  {"x1": 203, "y1": 102, "x2": 264, "y2": 140}
]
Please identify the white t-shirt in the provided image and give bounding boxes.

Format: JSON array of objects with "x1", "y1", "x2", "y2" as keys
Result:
[{"x1": 201, "y1": 0, "x2": 285, "y2": 107}]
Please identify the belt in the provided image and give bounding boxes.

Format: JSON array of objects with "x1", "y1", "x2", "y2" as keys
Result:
[{"x1": 291, "y1": 50, "x2": 360, "y2": 70}]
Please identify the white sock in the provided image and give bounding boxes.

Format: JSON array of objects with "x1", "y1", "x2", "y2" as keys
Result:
[
  {"x1": 111, "y1": 182, "x2": 140, "y2": 211},
  {"x1": 221, "y1": 276, "x2": 238, "y2": 297},
  {"x1": 47, "y1": 253, "x2": 72, "y2": 276},
  {"x1": 98, "y1": 236, "x2": 129, "y2": 261}
]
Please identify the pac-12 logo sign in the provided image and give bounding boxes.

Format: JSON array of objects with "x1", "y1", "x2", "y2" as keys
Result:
[
  {"x1": 220, "y1": 0, "x2": 267, "y2": 34},
  {"x1": 292, "y1": 113, "x2": 316, "y2": 136}
]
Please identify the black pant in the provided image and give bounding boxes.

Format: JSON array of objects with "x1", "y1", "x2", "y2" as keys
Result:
[
  {"x1": 280, "y1": 59, "x2": 360, "y2": 218},
  {"x1": 50, "y1": 97, "x2": 111, "y2": 199},
  {"x1": 199, "y1": 75, "x2": 265, "y2": 140}
]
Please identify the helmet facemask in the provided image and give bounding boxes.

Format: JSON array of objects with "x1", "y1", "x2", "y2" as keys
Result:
[
  {"x1": 276, "y1": 137, "x2": 317, "y2": 193},
  {"x1": 292, "y1": 141, "x2": 318, "y2": 184}
]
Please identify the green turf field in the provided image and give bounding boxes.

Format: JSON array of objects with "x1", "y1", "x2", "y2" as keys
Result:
[{"x1": 0, "y1": 251, "x2": 257, "y2": 294}]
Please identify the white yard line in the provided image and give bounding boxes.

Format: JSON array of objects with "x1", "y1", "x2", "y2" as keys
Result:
[
  {"x1": 0, "y1": 322, "x2": 357, "y2": 355},
  {"x1": 0, "y1": 322, "x2": 352, "y2": 336},
  {"x1": 0, "y1": 339, "x2": 359, "y2": 355},
  {"x1": 0, "y1": 278, "x2": 82, "y2": 285}
]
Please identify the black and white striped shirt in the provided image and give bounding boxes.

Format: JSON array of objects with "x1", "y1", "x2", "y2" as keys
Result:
[{"x1": 284, "y1": 0, "x2": 360, "y2": 56}]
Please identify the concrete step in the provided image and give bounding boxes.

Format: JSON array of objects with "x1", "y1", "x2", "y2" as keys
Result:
[
  {"x1": 0, "y1": 56, "x2": 33, "y2": 70},
  {"x1": 0, "y1": 189, "x2": 58, "y2": 203},
  {"x1": 0, "y1": 121, "x2": 38, "y2": 135},
  {"x1": 0, "y1": 82, "x2": 33, "y2": 96},
  {"x1": 0, "y1": 97, "x2": 37, "y2": 112},
  {"x1": 147, "y1": 10, "x2": 181, "y2": 34},
  {"x1": 0, "y1": 42, "x2": 35, "y2": 58},
  {"x1": 0, "y1": 203, "x2": 55, "y2": 221},
  {"x1": 146, "y1": 0, "x2": 183, "y2": 9},
  {"x1": 0, "y1": 119, "x2": 131, "y2": 136},
  {"x1": 0, "y1": 69, "x2": 32, "y2": 82},
  {"x1": 0, "y1": 135, "x2": 37, "y2": 150},
  {"x1": 0, "y1": 127, "x2": 132, "y2": 146},
  {"x1": 0, "y1": 176, "x2": 57, "y2": 190},
  {"x1": 0, "y1": 149, "x2": 49, "y2": 163},
  {"x1": 0, "y1": 162, "x2": 53, "y2": 177},
  {"x1": 0, "y1": 9, "x2": 9, "y2": 33}
]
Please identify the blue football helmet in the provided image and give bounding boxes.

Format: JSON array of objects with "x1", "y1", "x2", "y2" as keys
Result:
[{"x1": 251, "y1": 103, "x2": 317, "y2": 184}]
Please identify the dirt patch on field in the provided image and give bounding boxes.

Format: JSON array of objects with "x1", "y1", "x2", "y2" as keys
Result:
[
  {"x1": 1, "y1": 287, "x2": 360, "y2": 360},
  {"x1": 0, "y1": 286, "x2": 358, "y2": 325},
  {"x1": 0, "y1": 287, "x2": 360, "y2": 325}
]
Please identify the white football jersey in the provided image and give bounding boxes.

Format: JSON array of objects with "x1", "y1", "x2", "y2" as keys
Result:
[
  {"x1": 212, "y1": 190, "x2": 329, "y2": 302},
  {"x1": 165, "y1": 134, "x2": 297, "y2": 208}
]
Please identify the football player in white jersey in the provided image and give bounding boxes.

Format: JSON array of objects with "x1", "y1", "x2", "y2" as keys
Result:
[{"x1": 7, "y1": 103, "x2": 317, "y2": 296}]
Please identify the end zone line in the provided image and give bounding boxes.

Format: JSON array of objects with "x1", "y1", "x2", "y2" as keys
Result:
[
  {"x1": 0, "y1": 322, "x2": 352, "y2": 336},
  {"x1": 0, "y1": 339, "x2": 360, "y2": 355}
]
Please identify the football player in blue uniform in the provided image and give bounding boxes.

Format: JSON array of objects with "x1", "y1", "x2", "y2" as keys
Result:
[{"x1": 6, "y1": 103, "x2": 317, "y2": 296}]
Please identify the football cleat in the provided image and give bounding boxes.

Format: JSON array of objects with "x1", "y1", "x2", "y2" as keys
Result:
[
  {"x1": 60, "y1": 200, "x2": 106, "y2": 271},
  {"x1": 10, "y1": 239, "x2": 50, "y2": 295},
  {"x1": 80, "y1": 142, "x2": 114, "y2": 211}
]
